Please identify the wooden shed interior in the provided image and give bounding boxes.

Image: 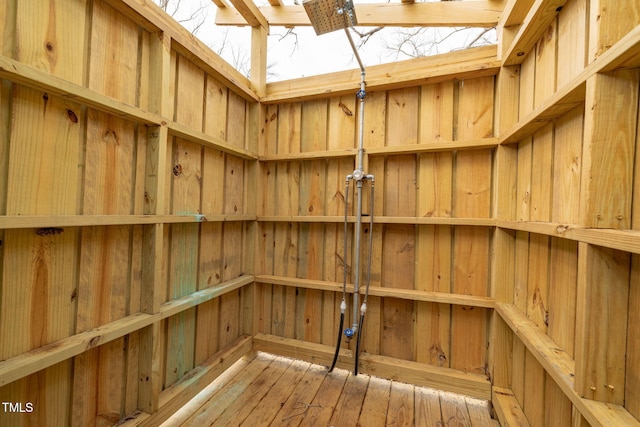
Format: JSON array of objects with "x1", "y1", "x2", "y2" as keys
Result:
[{"x1": 0, "y1": 0, "x2": 639, "y2": 425}]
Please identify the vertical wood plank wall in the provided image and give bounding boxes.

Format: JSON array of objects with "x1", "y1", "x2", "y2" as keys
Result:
[
  {"x1": 0, "y1": 0, "x2": 256, "y2": 425},
  {"x1": 0, "y1": 0, "x2": 639, "y2": 426},
  {"x1": 494, "y1": 0, "x2": 640, "y2": 426},
  {"x1": 257, "y1": 79, "x2": 496, "y2": 378}
]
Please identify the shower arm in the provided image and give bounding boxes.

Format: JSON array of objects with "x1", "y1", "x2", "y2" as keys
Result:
[{"x1": 344, "y1": 28, "x2": 366, "y2": 173}]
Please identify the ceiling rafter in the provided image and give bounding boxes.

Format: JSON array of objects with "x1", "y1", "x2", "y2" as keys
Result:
[
  {"x1": 215, "y1": 1, "x2": 504, "y2": 28},
  {"x1": 225, "y1": 0, "x2": 269, "y2": 28}
]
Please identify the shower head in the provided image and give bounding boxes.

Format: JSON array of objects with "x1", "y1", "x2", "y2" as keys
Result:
[{"x1": 303, "y1": 0, "x2": 358, "y2": 35}]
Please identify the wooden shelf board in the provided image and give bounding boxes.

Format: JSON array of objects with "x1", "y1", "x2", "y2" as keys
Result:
[
  {"x1": 0, "y1": 313, "x2": 157, "y2": 388},
  {"x1": 0, "y1": 55, "x2": 162, "y2": 125},
  {"x1": 0, "y1": 214, "x2": 256, "y2": 230},
  {"x1": 500, "y1": 24, "x2": 640, "y2": 145},
  {"x1": 502, "y1": 0, "x2": 567, "y2": 66},
  {"x1": 160, "y1": 275, "x2": 255, "y2": 319},
  {"x1": 492, "y1": 387, "x2": 532, "y2": 427},
  {"x1": 497, "y1": 220, "x2": 640, "y2": 254},
  {"x1": 255, "y1": 274, "x2": 494, "y2": 308},
  {"x1": 496, "y1": 303, "x2": 640, "y2": 427},
  {"x1": 258, "y1": 216, "x2": 496, "y2": 226},
  {"x1": 0, "y1": 276, "x2": 255, "y2": 388},
  {"x1": 168, "y1": 122, "x2": 258, "y2": 160}
]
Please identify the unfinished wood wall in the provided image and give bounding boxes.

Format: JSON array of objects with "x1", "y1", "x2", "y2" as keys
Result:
[
  {"x1": 0, "y1": 0, "x2": 257, "y2": 425},
  {"x1": 1, "y1": 0, "x2": 639, "y2": 426},
  {"x1": 255, "y1": 77, "x2": 497, "y2": 381},
  {"x1": 492, "y1": 0, "x2": 640, "y2": 426}
]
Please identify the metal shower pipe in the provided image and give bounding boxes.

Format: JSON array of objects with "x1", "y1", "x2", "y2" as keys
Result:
[
  {"x1": 301, "y1": 0, "x2": 374, "y2": 374},
  {"x1": 328, "y1": 27, "x2": 375, "y2": 375}
]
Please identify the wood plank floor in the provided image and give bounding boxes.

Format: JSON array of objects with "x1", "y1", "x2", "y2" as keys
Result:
[{"x1": 162, "y1": 352, "x2": 501, "y2": 427}]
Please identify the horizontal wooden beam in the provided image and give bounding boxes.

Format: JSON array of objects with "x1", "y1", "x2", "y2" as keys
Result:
[
  {"x1": 216, "y1": 2, "x2": 503, "y2": 27},
  {"x1": 0, "y1": 313, "x2": 156, "y2": 387},
  {"x1": 365, "y1": 138, "x2": 499, "y2": 155},
  {"x1": 0, "y1": 54, "x2": 161, "y2": 125},
  {"x1": 499, "y1": 0, "x2": 535, "y2": 27},
  {"x1": 258, "y1": 216, "x2": 496, "y2": 227},
  {"x1": 502, "y1": 0, "x2": 567, "y2": 65},
  {"x1": 499, "y1": 81, "x2": 585, "y2": 144},
  {"x1": 264, "y1": 45, "x2": 499, "y2": 103},
  {"x1": 499, "y1": 6, "x2": 640, "y2": 144},
  {"x1": 251, "y1": 333, "x2": 491, "y2": 400},
  {"x1": 496, "y1": 303, "x2": 640, "y2": 427},
  {"x1": 260, "y1": 149, "x2": 357, "y2": 161},
  {"x1": 496, "y1": 303, "x2": 575, "y2": 394},
  {"x1": 367, "y1": 286, "x2": 495, "y2": 309},
  {"x1": 252, "y1": 333, "x2": 354, "y2": 369},
  {"x1": 599, "y1": 24, "x2": 640, "y2": 72},
  {"x1": 160, "y1": 275, "x2": 255, "y2": 319},
  {"x1": 492, "y1": 387, "x2": 531, "y2": 426},
  {"x1": 0, "y1": 276, "x2": 255, "y2": 388},
  {"x1": 226, "y1": 0, "x2": 268, "y2": 28},
  {"x1": 168, "y1": 121, "x2": 258, "y2": 160},
  {"x1": 256, "y1": 275, "x2": 350, "y2": 293},
  {"x1": 136, "y1": 336, "x2": 253, "y2": 427},
  {"x1": 255, "y1": 274, "x2": 495, "y2": 308},
  {"x1": 358, "y1": 353, "x2": 491, "y2": 401},
  {"x1": 259, "y1": 138, "x2": 497, "y2": 161},
  {"x1": 497, "y1": 220, "x2": 640, "y2": 254},
  {"x1": 0, "y1": 214, "x2": 255, "y2": 230}
]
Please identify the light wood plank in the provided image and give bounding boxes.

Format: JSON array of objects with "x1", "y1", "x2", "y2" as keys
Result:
[
  {"x1": 297, "y1": 369, "x2": 349, "y2": 427},
  {"x1": 328, "y1": 374, "x2": 370, "y2": 427},
  {"x1": 216, "y1": 2, "x2": 502, "y2": 27},
  {"x1": 386, "y1": 382, "x2": 414, "y2": 427},
  {"x1": 440, "y1": 391, "x2": 472, "y2": 427},
  {"x1": 357, "y1": 376, "x2": 391, "y2": 427},
  {"x1": 415, "y1": 387, "x2": 443, "y2": 425}
]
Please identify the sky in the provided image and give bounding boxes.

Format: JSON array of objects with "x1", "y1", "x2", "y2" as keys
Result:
[{"x1": 157, "y1": 0, "x2": 496, "y2": 82}]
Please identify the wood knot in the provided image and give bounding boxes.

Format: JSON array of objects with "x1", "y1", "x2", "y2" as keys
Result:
[
  {"x1": 173, "y1": 164, "x2": 183, "y2": 176},
  {"x1": 87, "y1": 336, "x2": 101, "y2": 349},
  {"x1": 36, "y1": 227, "x2": 64, "y2": 236},
  {"x1": 338, "y1": 101, "x2": 353, "y2": 116},
  {"x1": 66, "y1": 109, "x2": 78, "y2": 123}
]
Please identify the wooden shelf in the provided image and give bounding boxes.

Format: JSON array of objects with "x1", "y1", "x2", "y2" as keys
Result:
[
  {"x1": 500, "y1": 24, "x2": 640, "y2": 145},
  {"x1": 260, "y1": 149, "x2": 357, "y2": 162},
  {"x1": 160, "y1": 275, "x2": 254, "y2": 319},
  {"x1": 258, "y1": 216, "x2": 496, "y2": 227},
  {"x1": 497, "y1": 220, "x2": 640, "y2": 254},
  {"x1": 168, "y1": 122, "x2": 257, "y2": 160},
  {"x1": 0, "y1": 214, "x2": 256, "y2": 230},
  {"x1": 259, "y1": 138, "x2": 497, "y2": 162},
  {"x1": 0, "y1": 312, "x2": 156, "y2": 388},
  {"x1": 502, "y1": 0, "x2": 567, "y2": 66},
  {"x1": 0, "y1": 55, "x2": 260, "y2": 159},
  {"x1": 0, "y1": 275, "x2": 254, "y2": 388},
  {"x1": 492, "y1": 387, "x2": 531, "y2": 427},
  {"x1": 0, "y1": 55, "x2": 161, "y2": 125},
  {"x1": 366, "y1": 138, "x2": 499, "y2": 156},
  {"x1": 255, "y1": 274, "x2": 494, "y2": 308},
  {"x1": 496, "y1": 303, "x2": 640, "y2": 427}
]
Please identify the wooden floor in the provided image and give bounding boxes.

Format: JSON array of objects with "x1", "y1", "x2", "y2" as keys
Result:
[{"x1": 163, "y1": 352, "x2": 500, "y2": 427}]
